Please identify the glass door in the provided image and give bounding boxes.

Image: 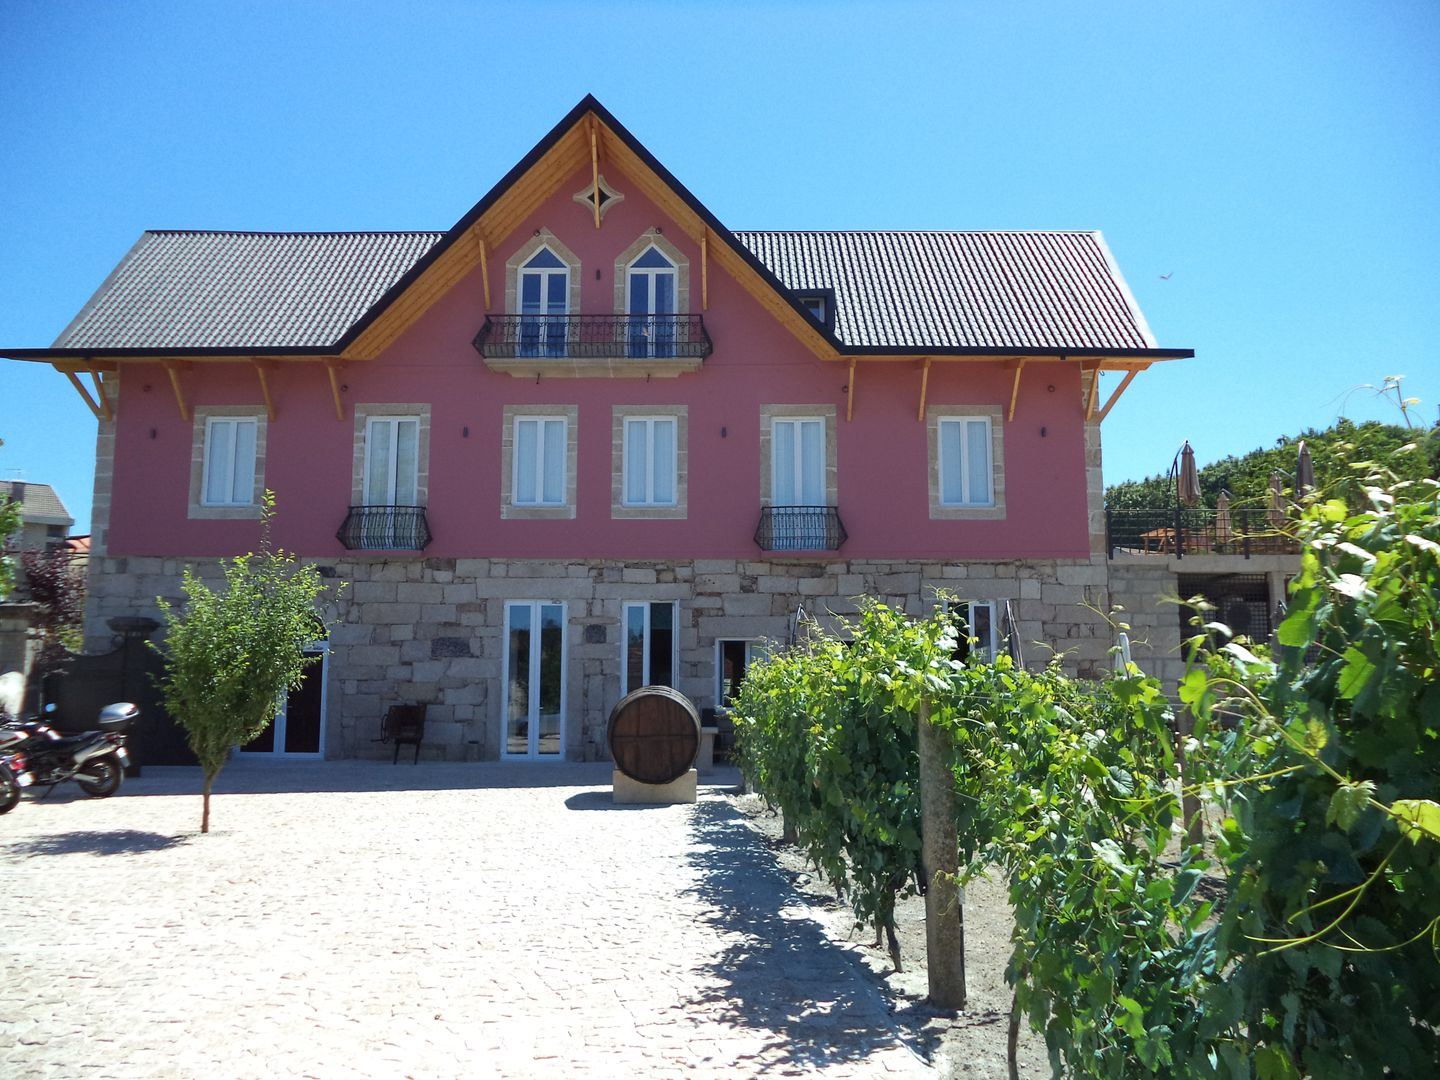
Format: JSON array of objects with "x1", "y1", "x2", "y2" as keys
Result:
[
  {"x1": 241, "y1": 644, "x2": 327, "y2": 757},
  {"x1": 627, "y1": 247, "x2": 677, "y2": 357},
  {"x1": 504, "y1": 601, "x2": 566, "y2": 759}
]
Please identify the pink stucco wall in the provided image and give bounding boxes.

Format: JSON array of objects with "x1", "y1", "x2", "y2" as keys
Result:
[{"x1": 106, "y1": 167, "x2": 1092, "y2": 562}]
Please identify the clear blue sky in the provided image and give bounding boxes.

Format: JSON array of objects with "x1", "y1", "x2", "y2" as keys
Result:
[{"x1": 2, "y1": 1, "x2": 1436, "y2": 534}]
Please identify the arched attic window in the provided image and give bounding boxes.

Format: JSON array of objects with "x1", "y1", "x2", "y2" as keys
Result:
[
  {"x1": 625, "y1": 245, "x2": 678, "y2": 358},
  {"x1": 519, "y1": 246, "x2": 569, "y2": 358}
]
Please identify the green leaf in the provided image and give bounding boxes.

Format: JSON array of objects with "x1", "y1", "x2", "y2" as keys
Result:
[
  {"x1": 1255, "y1": 1044, "x2": 1300, "y2": 1080},
  {"x1": 1325, "y1": 779, "x2": 1375, "y2": 831},
  {"x1": 1391, "y1": 798, "x2": 1440, "y2": 844},
  {"x1": 1304, "y1": 717, "x2": 1329, "y2": 752},
  {"x1": 1172, "y1": 867, "x2": 1203, "y2": 906},
  {"x1": 1335, "y1": 646, "x2": 1378, "y2": 700},
  {"x1": 1114, "y1": 995, "x2": 1147, "y2": 1040}
]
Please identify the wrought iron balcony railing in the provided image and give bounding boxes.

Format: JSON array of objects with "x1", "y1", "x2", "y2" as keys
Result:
[
  {"x1": 336, "y1": 505, "x2": 432, "y2": 552},
  {"x1": 472, "y1": 314, "x2": 712, "y2": 362},
  {"x1": 755, "y1": 505, "x2": 848, "y2": 552},
  {"x1": 1106, "y1": 507, "x2": 1298, "y2": 559}
]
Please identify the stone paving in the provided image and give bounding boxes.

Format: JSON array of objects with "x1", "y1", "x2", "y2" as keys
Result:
[{"x1": 0, "y1": 761, "x2": 934, "y2": 1078}]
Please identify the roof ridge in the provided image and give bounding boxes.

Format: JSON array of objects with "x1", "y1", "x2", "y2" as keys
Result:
[
  {"x1": 734, "y1": 228, "x2": 1101, "y2": 236},
  {"x1": 145, "y1": 229, "x2": 447, "y2": 238}
]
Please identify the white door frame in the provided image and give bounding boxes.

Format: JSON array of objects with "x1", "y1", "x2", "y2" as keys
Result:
[
  {"x1": 502, "y1": 600, "x2": 567, "y2": 760},
  {"x1": 242, "y1": 641, "x2": 328, "y2": 758}
]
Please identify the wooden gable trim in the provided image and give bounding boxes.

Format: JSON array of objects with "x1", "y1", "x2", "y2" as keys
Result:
[{"x1": 339, "y1": 106, "x2": 840, "y2": 365}]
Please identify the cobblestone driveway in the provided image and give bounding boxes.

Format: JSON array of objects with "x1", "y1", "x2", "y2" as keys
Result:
[{"x1": 0, "y1": 761, "x2": 932, "y2": 1078}]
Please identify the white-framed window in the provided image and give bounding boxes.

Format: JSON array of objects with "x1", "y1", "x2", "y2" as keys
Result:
[
  {"x1": 201, "y1": 416, "x2": 258, "y2": 507},
  {"x1": 513, "y1": 415, "x2": 568, "y2": 507},
  {"x1": 938, "y1": 416, "x2": 994, "y2": 507},
  {"x1": 622, "y1": 601, "x2": 678, "y2": 696},
  {"x1": 518, "y1": 246, "x2": 569, "y2": 358},
  {"x1": 623, "y1": 416, "x2": 677, "y2": 506},
  {"x1": 948, "y1": 600, "x2": 996, "y2": 662},
  {"x1": 364, "y1": 416, "x2": 420, "y2": 506},
  {"x1": 772, "y1": 417, "x2": 826, "y2": 506},
  {"x1": 626, "y1": 246, "x2": 678, "y2": 358},
  {"x1": 715, "y1": 638, "x2": 768, "y2": 709}
]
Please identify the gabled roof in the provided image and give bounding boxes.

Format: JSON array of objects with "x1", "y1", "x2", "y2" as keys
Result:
[
  {"x1": 3, "y1": 96, "x2": 1190, "y2": 364},
  {"x1": 736, "y1": 230, "x2": 1157, "y2": 353},
  {"x1": 0, "y1": 481, "x2": 74, "y2": 527}
]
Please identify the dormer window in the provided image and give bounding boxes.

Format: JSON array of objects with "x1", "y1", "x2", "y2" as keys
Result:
[{"x1": 796, "y1": 289, "x2": 835, "y2": 330}]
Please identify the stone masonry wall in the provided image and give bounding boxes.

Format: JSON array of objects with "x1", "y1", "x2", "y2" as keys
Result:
[{"x1": 85, "y1": 554, "x2": 1116, "y2": 761}]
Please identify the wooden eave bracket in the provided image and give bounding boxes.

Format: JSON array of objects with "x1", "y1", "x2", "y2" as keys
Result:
[
  {"x1": 846, "y1": 358, "x2": 857, "y2": 422},
  {"x1": 916, "y1": 358, "x2": 932, "y2": 422},
  {"x1": 1006, "y1": 358, "x2": 1027, "y2": 422},
  {"x1": 324, "y1": 359, "x2": 345, "y2": 421},
  {"x1": 700, "y1": 232, "x2": 708, "y2": 310},
  {"x1": 53, "y1": 361, "x2": 107, "y2": 421},
  {"x1": 1083, "y1": 361, "x2": 1102, "y2": 420},
  {"x1": 589, "y1": 117, "x2": 601, "y2": 229},
  {"x1": 161, "y1": 360, "x2": 191, "y2": 421},
  {"x1": 1095, "y1": 368, "x2": 1141, "y2": 423},
  {"x1": 252, "y1": 359, "x2": 277, "y2": 421}
]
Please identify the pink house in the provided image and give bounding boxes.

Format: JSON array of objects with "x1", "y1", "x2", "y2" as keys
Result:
[{"x1": 3, "y1": 97, "x2": 1191, "y2": 761}]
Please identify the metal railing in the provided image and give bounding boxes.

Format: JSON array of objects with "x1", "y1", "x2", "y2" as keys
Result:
[
  {"x1": 1106, "y1": 507, "x2": 1298, "y2": 559},
  {"x1": 754, "y1": 506, "x2": 848, "y2": 552},
  {"x1": 336, "y1": 506, "x2": 432, "y2": 551},
  {"x1": 472, "y1": 314, "x2": 713, "y2": 361}
]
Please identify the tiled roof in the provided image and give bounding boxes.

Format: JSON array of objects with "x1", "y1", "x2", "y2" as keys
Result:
[
  {"x1": 54, "y1": 231, "x2": 444, "y2": 350},
  {"x1": 43, "y1": 227, "x2": 1155, "y2": 355},
  {"x1": 735, "y1": 231, "x2": 1155, "y2": 352},
  {"x1": 0, "y1": 481, "x2": 73, "y2": 526}
]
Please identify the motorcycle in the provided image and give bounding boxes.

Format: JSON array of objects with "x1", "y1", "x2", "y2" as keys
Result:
[
  {"x1": 0, "y1": 746, "x2": 34, "y2": 814},
  {"x1": 0, "y1": 702, "x2": 136, "y2": 800}
]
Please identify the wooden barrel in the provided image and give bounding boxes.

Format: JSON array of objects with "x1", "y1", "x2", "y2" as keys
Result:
[{"x1": 607, "y1": 686, "x2": 701, "y2": 785}]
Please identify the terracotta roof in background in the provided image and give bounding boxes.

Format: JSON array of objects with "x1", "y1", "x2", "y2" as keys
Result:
[
  {"x1": 54, "y1": 231, "x2": 445, "y2": 351},
  {"x1": 65, "y1": 535, "x2": 91, "y2": 556},
  {"x1": 0, "y1": 481, "x2": 74, "y2": 526},
  {"x1": 735, "y1": 230, "x2": 1156, "y2": 352},
  {"x1": 40, "y1": 227, "x2": 1159, "y2": 355}
]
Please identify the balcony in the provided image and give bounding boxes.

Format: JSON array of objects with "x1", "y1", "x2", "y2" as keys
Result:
[
  {"x1": 336, "y1": 506, "x2": 432, "y2": 552},
  {"x1": 1106, "y1": 507, "x2": 1299, "y2": 559},
  {"x1": 755, "y1": 506, "x2": 848, "y2": 553},
  {"x1": 472, "y1": 314, "x2": 712, "y2": 378}
]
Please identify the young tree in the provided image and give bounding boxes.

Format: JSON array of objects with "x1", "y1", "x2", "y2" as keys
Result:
[
  {"x1": 20, "y1": 546, "x2": 85, "y2": 677},
  {"x1": 0, "y1": 496, "x2": 18, "y2": 600},
  {"x1": 154, "y1": 495, "x2": 332, "y2": 832}
]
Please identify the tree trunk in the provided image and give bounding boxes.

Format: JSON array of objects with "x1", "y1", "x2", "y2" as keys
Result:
[
  {"x1": 918, "y1": 696, "x2": 966, "y2": 1009},
  {"x1": 201, "y1": 771, "x2": 214, "y2": 834},
  {"x1": 1177, "y1": 705, "x2": 1204, "y2": 847}
]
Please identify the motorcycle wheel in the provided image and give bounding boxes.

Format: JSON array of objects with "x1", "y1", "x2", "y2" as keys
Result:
[
  {"x1": 0, "y1": 765, "x2": 19, "y2": 814},
  {"x1": 76, "y1": 755, "x2": 123, "y2": 798}
]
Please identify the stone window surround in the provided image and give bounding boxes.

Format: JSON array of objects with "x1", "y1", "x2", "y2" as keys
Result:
[
  {"x1": 758, "y1": 404, "x2": 838, "y2": 508},
  {"x1": 504, "y1": 228, "x2": 583, "y2": 316},
  {"x1": 187, "y1": 406, "x2": 267, "y2": 520},
  {"x1": 351, "y1": 404, "x2": 431, "y2": 507},
  {"x1": 501, "y1": 404, "x2": 578, "y2": 520},
  {"x1": 613, "y1": 228, "x2": 691, "y2": 314},
  {"x1": 926, "y1": 405, "x2": 1005, "y2": 520},
  {"x1": 612, "y1": 405, "x2": 688, "y2": 520}
]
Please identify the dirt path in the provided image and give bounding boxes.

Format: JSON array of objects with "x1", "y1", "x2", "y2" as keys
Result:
[{"x1": 728, "y1": 792, "x2": 1053, "y2": 1079}]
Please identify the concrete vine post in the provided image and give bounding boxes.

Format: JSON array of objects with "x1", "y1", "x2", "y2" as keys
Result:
[{"x1": 917, "y1": 694, "x2": 966, "y2": 1009}]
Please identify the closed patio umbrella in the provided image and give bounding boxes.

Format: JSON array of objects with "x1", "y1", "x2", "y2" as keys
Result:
[
  {"x1": 1178, "y1": 441, "x2": 1201, "y2": 507},
  {"x1": 1215, "y1": 489, "x2": 1233, "y2": 550},
  {"x1": 1296, "y1": 440, "x2": 1315, "y2": 496},
  {"x1": 1268, "y1": 470, "x2": 1286, "y2": 528}
]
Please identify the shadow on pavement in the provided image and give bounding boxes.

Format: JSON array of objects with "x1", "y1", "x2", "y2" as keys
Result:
[
  {"x1": 112, "y1": 761, "x2": 744, "y2": 799},
  {"x1": 683, "y1": 798, "x2": 937, "y2": 1071},
  {"x1": 5, "y1": 829, "x2": 190, "y2": 857}
]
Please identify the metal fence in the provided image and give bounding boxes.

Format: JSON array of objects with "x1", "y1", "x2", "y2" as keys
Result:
[
  {"x1": 336, "y1": 506, "x2": 433, "y2": 551},
  {"x1": 473, "y1": 314, "x2": 713, "y2": 361},
  {"x1": 754, "y1": 506, "x2": 848, "y2": 552},
  {"x1": 1106, "y1": 507, "x2": 1298, "y2": 559}
]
